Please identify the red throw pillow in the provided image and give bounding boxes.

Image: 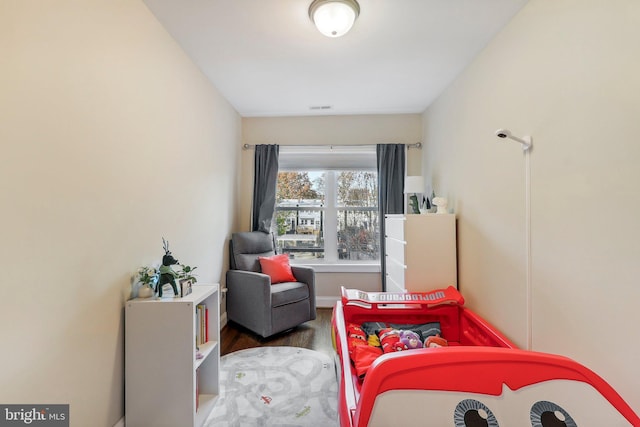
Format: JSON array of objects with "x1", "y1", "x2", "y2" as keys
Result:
[{"x1": 258, "y1": 254, "x2": 297, "y2": 284}]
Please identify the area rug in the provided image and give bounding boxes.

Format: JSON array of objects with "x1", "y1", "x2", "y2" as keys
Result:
[{"x1": 206, "y1": 346, "x2": 339, "y2": 426}]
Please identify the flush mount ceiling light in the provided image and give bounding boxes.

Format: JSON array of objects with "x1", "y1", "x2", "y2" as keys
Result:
[{"x1": 309, "y1": 0, "x2": 360, "y2": 38}]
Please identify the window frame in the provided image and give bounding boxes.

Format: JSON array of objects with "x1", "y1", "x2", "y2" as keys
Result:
[{"x1": 275, "y1": 146, "x2": 380, "y2": 272}]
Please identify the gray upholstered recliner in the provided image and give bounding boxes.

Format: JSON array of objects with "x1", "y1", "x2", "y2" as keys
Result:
[{"x1": 226, "y1": 231, "x2": 316, "y2": 338}]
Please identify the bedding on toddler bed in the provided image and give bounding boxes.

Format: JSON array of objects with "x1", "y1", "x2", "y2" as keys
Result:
[
  {"x1": 361, "y1": 321, "x2": 441, "y2": 342},
  {"x1": 346, "y1": 321, "x2": 444, "y2": 379}
]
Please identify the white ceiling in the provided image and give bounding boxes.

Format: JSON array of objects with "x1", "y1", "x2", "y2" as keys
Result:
[{"x1": 143, "y1": 0, "x2": 529, "y2": 117}]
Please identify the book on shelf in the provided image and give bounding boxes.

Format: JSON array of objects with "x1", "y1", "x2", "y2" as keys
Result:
[
  {"x1": 202, "y1": 305, "x2": 206, "y2": 343},
  {"x1": 195, "y1": 304, "x2": 208, "y2": 347},
  {"x1": 195, "y1": 367, "x2": 200, "y2": 412}
]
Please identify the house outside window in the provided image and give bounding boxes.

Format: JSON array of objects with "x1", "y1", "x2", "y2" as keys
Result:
[{"x1": 274, "y1": 146, "x2": 379, "y2": 268}]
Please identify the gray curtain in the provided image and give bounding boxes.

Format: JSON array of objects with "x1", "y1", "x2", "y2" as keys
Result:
[
  {"x1": 377, "y1": 144, "x2": 405, "y2": 291},
  {"x1": 252, "y1": 144, "x2": 279, "y2": 233}
]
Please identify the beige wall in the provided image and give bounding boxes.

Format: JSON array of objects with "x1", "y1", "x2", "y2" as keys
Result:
[
  {"x1": 423, "y1": 0, "x2": 640, "y2": 410},
  {"x1": 0, "y1": 1, "x2": 241, "y2": 426},
  {"x1": 240, "y1": 114, "x2": 423, "y2": 299}
]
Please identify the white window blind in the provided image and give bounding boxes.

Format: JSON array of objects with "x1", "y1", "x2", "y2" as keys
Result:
[{"x1": 278, "y1": 145, "x2": 376, "y2": 171}]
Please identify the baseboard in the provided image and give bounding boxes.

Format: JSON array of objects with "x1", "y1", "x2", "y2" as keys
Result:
[
  {"x1": 316, "y1": 296, "x2": 340, "y2": 308},
  {"x1": 220, "y1": 311, "x2": 228, "y2": 328},
  {"x1": 113, "y1": 417, "x2": 125, "y2": 427}
]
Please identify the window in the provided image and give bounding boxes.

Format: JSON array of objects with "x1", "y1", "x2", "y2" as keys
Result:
[{"x1": 274, "y1": 146, "x2": 379, "y2": 266}]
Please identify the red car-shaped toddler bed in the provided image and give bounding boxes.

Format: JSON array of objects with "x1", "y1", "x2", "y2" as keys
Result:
[{"x1": 332, "y1": 286, "x2": 640, "y2": 427}]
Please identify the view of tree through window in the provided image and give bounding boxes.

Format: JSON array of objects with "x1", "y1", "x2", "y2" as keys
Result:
[{"x1": 275, "y1": 170, "x2": 379, "y2": 263}]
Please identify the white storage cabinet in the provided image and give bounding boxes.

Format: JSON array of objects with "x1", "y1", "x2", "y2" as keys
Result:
[
  {"x1": 385, "y1": 214, "x2": 457, "y2": 293},
  {"x1": 125, "y1": 284, "x2": 220, "y2": 427}
]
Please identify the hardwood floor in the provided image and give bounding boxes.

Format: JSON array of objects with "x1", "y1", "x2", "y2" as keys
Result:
[{"x1": 220, "y1": 308, "x2": 335, "y2": 358}]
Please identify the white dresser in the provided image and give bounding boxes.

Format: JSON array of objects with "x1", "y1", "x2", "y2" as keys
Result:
[{"x1": 385, "y1": 214, "x2": 457, "y2": 293}]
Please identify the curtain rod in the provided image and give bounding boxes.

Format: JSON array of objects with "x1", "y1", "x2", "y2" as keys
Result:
[{"x1": 242, "y1": 142, "x2": 422, "y2": 150}]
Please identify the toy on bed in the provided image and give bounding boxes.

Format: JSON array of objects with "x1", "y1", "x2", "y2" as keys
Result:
[
  {"x1": 332, "y1": 286, "x2": 640, "y2": 427},
  {"x1": 425, "y1": 334, "x2": 447, "y2": 348},
  {"x1": 399, "y1": 330, "x2": 421, "y2": 349}
]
